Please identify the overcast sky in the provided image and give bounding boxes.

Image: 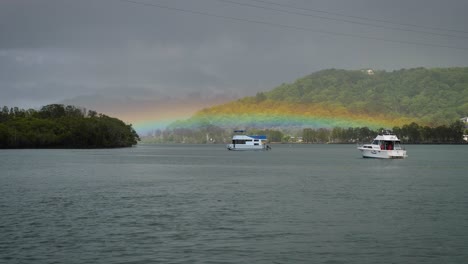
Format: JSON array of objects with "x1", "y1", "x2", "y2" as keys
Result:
[{"x1": 1, "y1": 0, "x2": 468, "y2": 128}]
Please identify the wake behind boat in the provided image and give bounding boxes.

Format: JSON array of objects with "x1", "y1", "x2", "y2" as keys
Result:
[
  {"x1": 357, "y1": 130, "x2": 407, "y2": 159},
  {"x1": 227, "y1": 130, "x2": 271, "y2": 151}
]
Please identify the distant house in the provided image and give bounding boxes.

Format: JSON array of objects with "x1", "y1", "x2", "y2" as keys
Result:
[
  {"x1": 361, "y1": 69, "x2": 374, "y2": 75},
  {"x1": 462, "y1": 117, "x2": 468, "y2": 141},
  {"x1": 461, "y1": 117, "x2": 468, "y2": 129}
]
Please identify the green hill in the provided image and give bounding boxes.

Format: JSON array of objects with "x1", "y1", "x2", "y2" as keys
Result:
[
  {"x1": 265, "y1": 67, "x2": 468, "y2": 125},
  {"x1": 172, "y1": 67, "x2": 468, "y2": 130}
]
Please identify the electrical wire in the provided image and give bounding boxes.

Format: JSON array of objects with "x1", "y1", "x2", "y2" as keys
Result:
[
  {"x1": 214, "y1": 0, "x2": 468, "y2": 39},
  {"x1": 118, "y1": 0, "x2": 468, "y2": 51},
  {"x1": 247, "y1": 0, "x2": 468, "y2": 35}
]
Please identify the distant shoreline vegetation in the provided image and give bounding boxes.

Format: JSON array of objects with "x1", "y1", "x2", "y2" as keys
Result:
[
  {"x1": 0, "y1": 104, "x2": 140, "y2": 149},
  {"x1": 142, "y1": 120, "x2": 467, "y2": 145}
]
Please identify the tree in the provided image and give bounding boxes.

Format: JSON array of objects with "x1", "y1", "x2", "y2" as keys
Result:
[
  {"x1": 316, "y1": 128, "x2": 330, "y2": 143},
  {"x1": 402, "y1": 122, "x2": 421, "y2": 143},
  {"x1": 255, "y1": 92, "x2": 267, "y2": 102},
  {"x1": 87, "y1": 110, "x2": 98, "y2": 118},
  {"x1": 449, "y1": 120, "x2": 464, "y2": 143},
  {"x1": 0, "y1": 104, "x2": 140, "y2": 148},
  {"x1": 303, "y1": 128, "x2": 314, "y2": 143},
  {"x1": 39, "y1": 104, "x2": 66, "y2": 119}
]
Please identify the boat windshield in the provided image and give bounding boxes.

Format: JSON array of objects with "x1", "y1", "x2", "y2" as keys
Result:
[
  {"x1": 372, "y1": 140, "x2": 379, "y2": 145},
  {"x1": 394, "y1": 141, "x2": 403, "y2": 150}
]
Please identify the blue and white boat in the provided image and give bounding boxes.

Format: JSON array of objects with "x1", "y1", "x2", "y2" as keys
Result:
[{"x1": 227, "y1": 130, "x2": 271, "y2": 151}]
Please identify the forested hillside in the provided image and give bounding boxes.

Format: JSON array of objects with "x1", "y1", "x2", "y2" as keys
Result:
[
  {"x1": 171, "y1": 67, "x2": 468, "y2": 130},
  {"x1": 0, "y1": 104, "x2": 140, "y2": 148},
  {"x1": 148, "y1": 67, "x2": 468, "y2": 144},
  {"x1": 265, "y1": 67, "x2": 467, "y2": 125}
]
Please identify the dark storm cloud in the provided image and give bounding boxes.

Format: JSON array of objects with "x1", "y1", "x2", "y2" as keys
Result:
[{"x1": 1, "y1": 0, "x2": 467, "y2": 109}]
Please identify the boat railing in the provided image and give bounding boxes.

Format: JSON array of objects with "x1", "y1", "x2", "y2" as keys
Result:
[{"x1": 379, "y1": 129, "x2": 395, "y2": 136}]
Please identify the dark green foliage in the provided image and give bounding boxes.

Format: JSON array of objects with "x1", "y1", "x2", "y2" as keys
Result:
[
  {"x1": 146, "y1": 120, "x2": 466, "y2": 144},
  {"x1": 0, "y1": 104, "x2": 140, "y2": 148},
  {"x1": 265, "y1": 68, "x2": 468, "y2": 125},
  {"x1": 303, "y1": 121, "x2": 466, "y2": 144}
]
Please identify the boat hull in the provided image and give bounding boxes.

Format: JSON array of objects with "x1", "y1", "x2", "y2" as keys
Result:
[
  {"x1": 358, "y1": 148, "x2": 407, "y2": 159},
  {"x1": 227, "y1": 144, "x2": 270, "y2": 151}
]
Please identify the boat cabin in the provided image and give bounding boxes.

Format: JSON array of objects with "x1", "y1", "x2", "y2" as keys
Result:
[
  {"x1": 227, "y1": 130, "x2": 270, "y2": 150},
  {"x1": 231, "y1": 135, "x2": 267, "y2": 146}
]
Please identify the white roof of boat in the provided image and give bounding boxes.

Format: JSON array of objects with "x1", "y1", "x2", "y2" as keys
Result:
[
  {"x1": 374, "y1": 134, "x2": 400, "y2": 141},
  {"x1": 373, "y1": 130, "x2": 401, "y2": 141}
]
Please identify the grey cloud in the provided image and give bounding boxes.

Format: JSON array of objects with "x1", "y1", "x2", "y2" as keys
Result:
[{"x1": 1, "y1": 0, "x2": 467, "y2": 114}]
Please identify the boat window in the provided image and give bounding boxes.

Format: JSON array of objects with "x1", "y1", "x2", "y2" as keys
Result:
[
  {"x1": 394, "y1": 141, "x2": 402, "y2": 150},
  {"x1": 372, "y1": 140, "x2": 379, "y2": 145},
  {"x1": 233, "y1": 139, "x2": 253, "y2": 144}
]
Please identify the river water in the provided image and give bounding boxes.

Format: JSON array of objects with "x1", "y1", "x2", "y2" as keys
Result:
[{"x1": 1, "y1": 144, "x2": 467, "y2": 263}]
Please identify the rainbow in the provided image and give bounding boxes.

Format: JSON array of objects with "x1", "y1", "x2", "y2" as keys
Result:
[
  {"x1": 148, "y1": 100, "x2": 415, "y2": 132},
  {"x1": 107, "y1": 100, "x2": 214, "y2": 135},
  {"x1": 92, "y1": 108, "x2": 180, "y2": 135},
  {"x1": 124, "y1": 113, "x2": 193, "y2": 135},
  {"x1": 169, "y1": 113, "x2": 407, "y2": 130}
]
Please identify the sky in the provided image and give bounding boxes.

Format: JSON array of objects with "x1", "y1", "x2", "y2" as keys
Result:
[{"x1": 1, "y1": 0, "x2": 468, "y2": 134}]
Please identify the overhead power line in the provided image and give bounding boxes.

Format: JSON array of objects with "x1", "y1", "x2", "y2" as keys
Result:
[
  {"x1": 118, "y1": 0, "x2": 468, "y2": 51},
  {"x1": 248, "y1": 0, "x2": 468, "y2": 35},
  {"x1": 214, "y1": 0, "x2": 468, "y2": 39}
]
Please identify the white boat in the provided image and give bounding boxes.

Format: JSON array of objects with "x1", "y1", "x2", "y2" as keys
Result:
[
  {"x1": 357, "y1": 130, "x2": 407, "y2": 159},
  {"x1": 227, "y1": 130, "x2": 271, "y2": 151}
]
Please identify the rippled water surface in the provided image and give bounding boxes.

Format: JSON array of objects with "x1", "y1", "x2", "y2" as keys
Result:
[{"x1": 1, "y1": 144, "x2": 467, "y2": 263}]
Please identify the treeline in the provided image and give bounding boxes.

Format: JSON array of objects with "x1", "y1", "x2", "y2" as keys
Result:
[
  {"x1": 0, "y1": 104, "x2": 140, "y2": 148},
  {"x1": 144, "y1": 120, "x2": 466, "y2": 144},
  {"x1": 144, "y1": 126, "x2": 288, "y2": 144},
  {"x1": 303, "y1": 121, "x2": 466, "y2": 144}
]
